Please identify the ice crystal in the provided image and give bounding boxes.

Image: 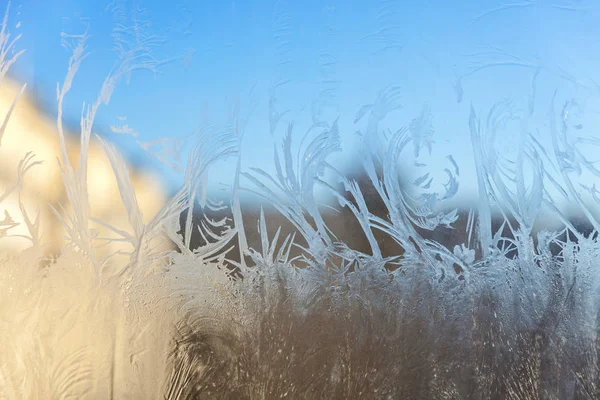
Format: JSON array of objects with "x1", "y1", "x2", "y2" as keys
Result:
[{"x1": 1, "y1": 1, "x2": 600, "y2": 399}]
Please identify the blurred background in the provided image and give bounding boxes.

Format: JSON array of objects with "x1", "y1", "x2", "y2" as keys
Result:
[{"x1": 3, "y1": 0, "x2": 600, "y2": 257}]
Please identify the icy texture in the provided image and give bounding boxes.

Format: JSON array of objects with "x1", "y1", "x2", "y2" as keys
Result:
[{"x1": 2, "y1": 1, "x2": 600, "y2": 399}]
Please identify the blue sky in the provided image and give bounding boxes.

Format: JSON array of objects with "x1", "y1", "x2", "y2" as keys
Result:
[{"x1": 8, "y1": 0, "x2": 600, "y2": 212}]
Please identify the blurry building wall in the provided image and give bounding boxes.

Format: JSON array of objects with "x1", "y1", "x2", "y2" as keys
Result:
[{"x1": 0, "y1": 79, "x2": 168, "y2": 259}]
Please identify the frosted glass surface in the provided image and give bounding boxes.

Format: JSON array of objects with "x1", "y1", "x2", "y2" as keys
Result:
[{"x1": 1, "y1": 0, "x2": 600, "y2": 398}]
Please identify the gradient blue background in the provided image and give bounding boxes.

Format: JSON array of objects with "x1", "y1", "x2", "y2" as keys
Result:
[{"x1": 8, "y1": 0, "x2": 600, "y2": 212}]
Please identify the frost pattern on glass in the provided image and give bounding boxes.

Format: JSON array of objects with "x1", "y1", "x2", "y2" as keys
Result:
[{"x1": 1, "y1": 0, "x2": 600, "y2": 399}]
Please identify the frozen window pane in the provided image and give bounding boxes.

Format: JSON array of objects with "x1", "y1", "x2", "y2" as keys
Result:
[{"x1": 1, "y1": 0, "x2": 600, "y2": 398}]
